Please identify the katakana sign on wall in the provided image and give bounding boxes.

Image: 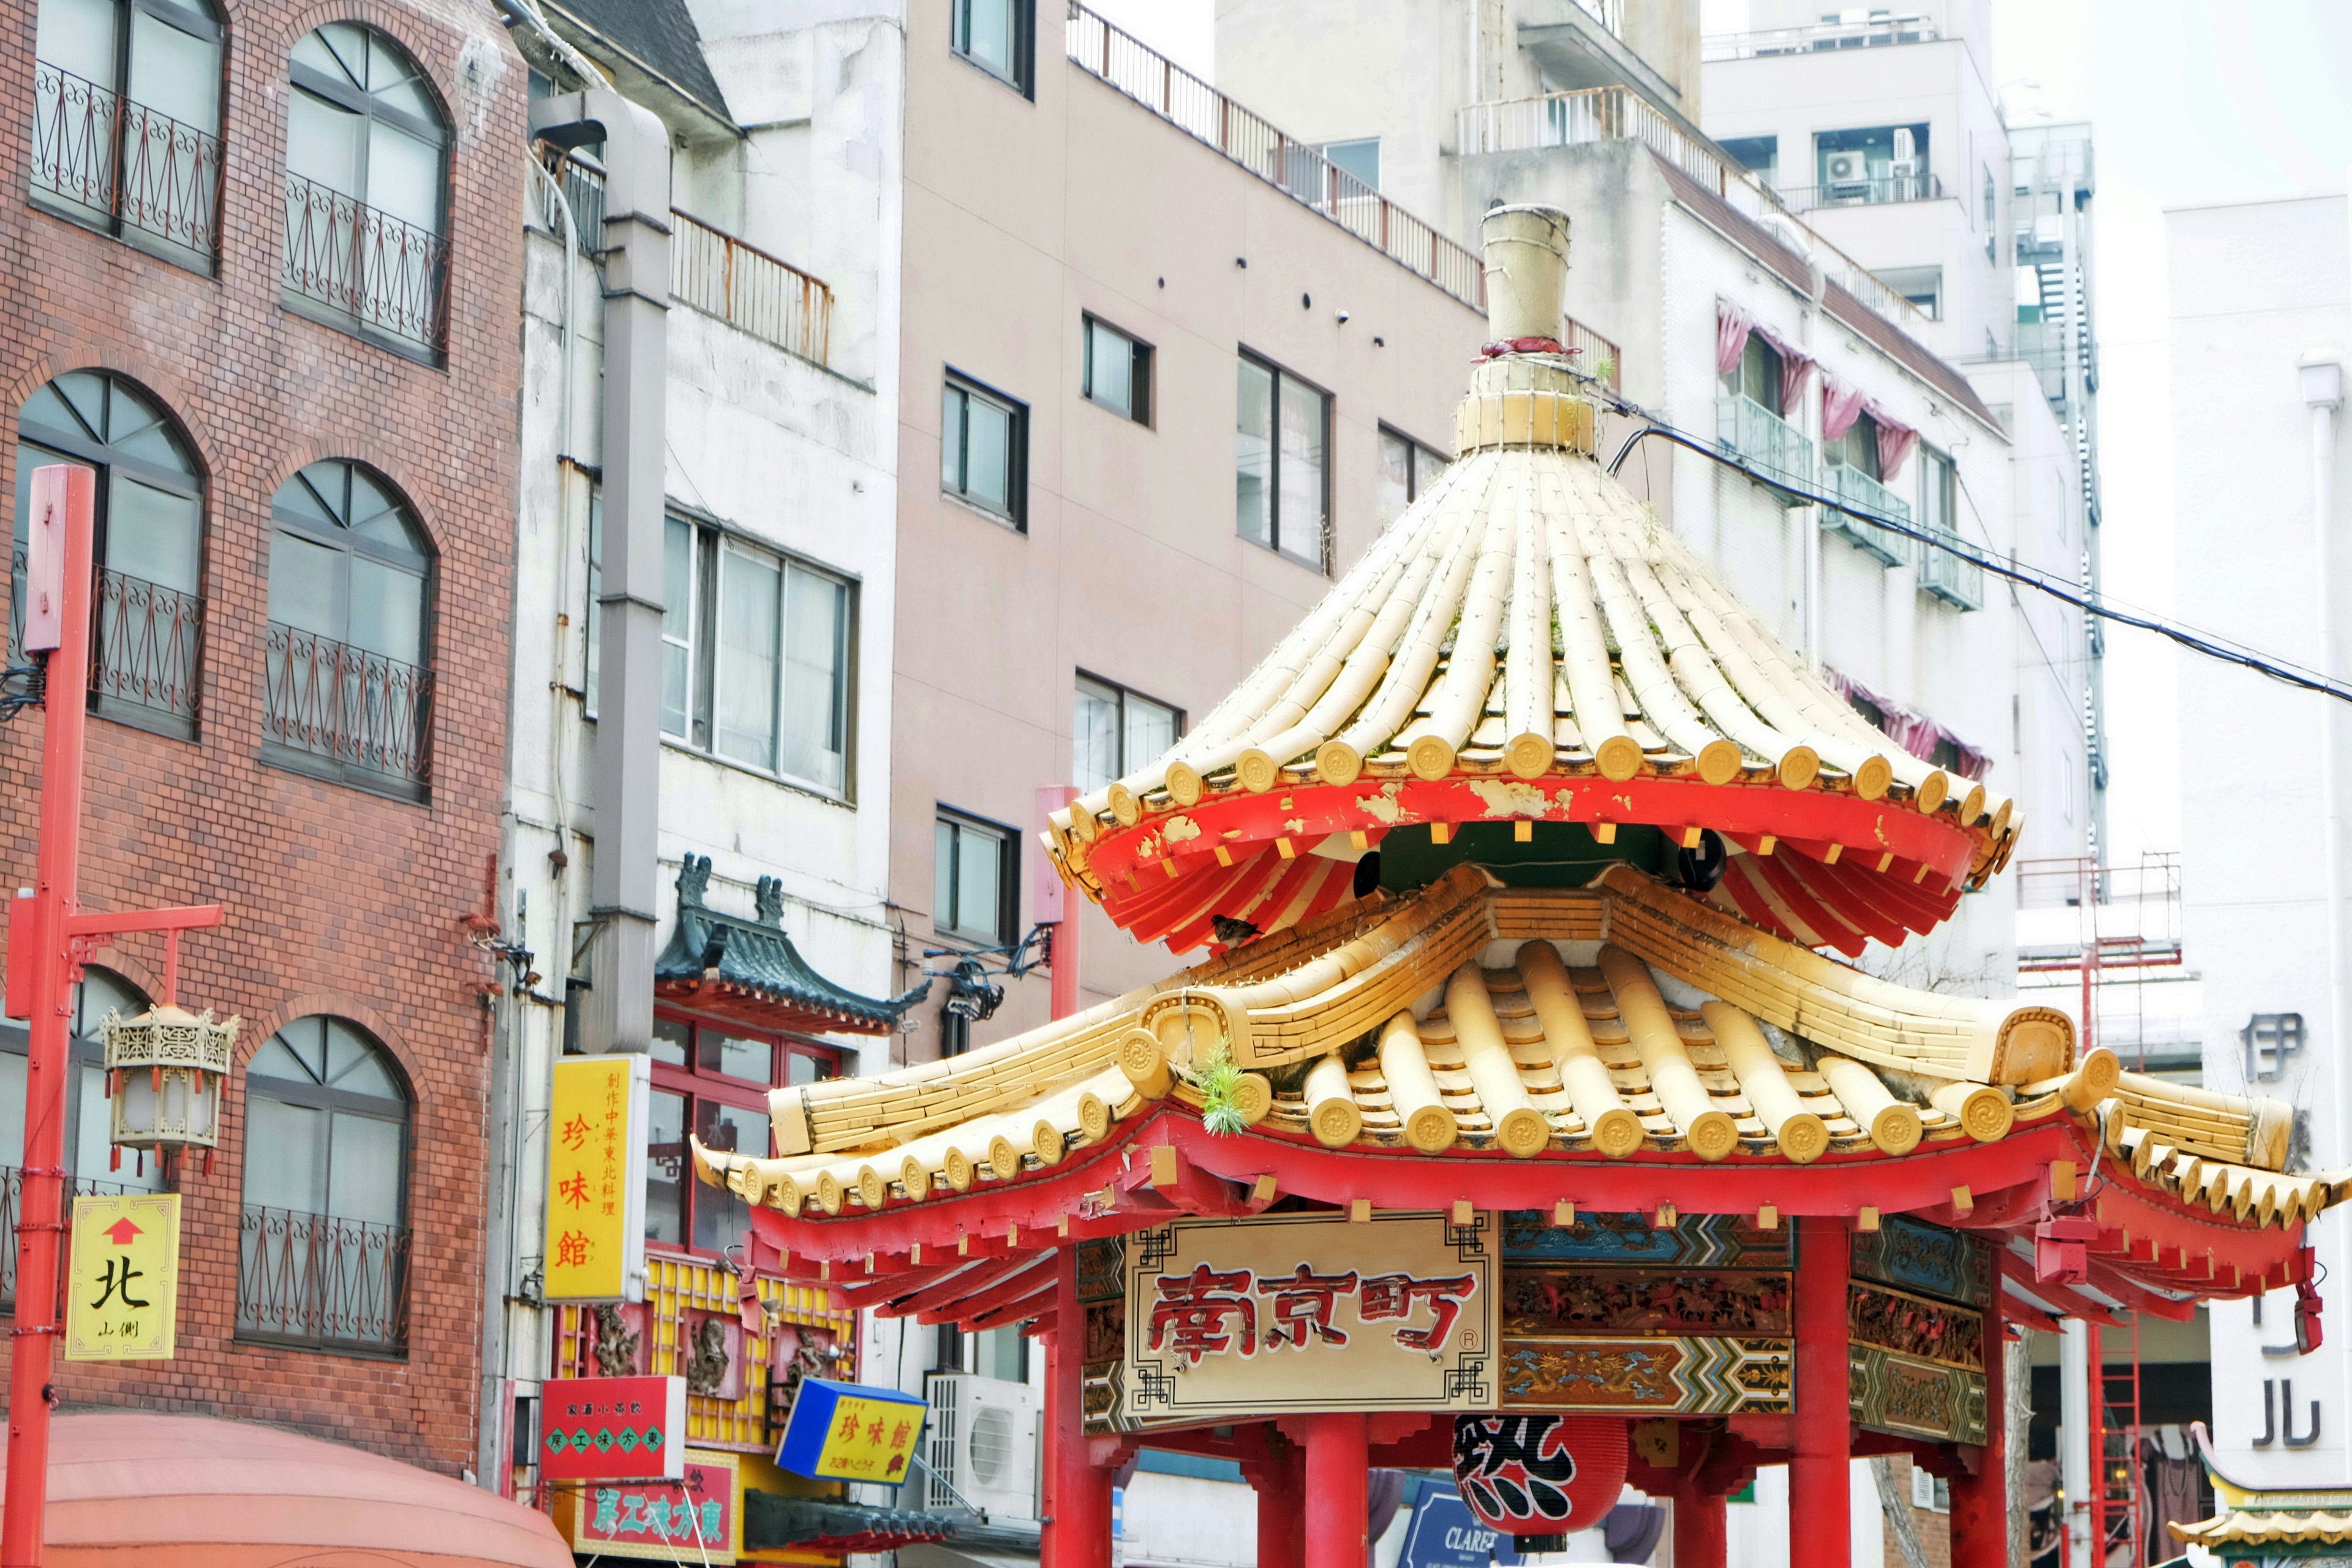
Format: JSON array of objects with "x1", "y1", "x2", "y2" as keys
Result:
[
  {"x1": 1122, "y1": 1210, "x2": 1496, "y2": 1420},
  {"x1": 543, "y1": 1054, "x2": 649, "y2": 1303}
]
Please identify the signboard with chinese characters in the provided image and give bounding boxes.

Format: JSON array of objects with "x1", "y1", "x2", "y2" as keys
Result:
[
  {"x1": 542, "y1": 1374, "x2": 687, "y2": 1482},
  {"x1": 1122, "y1": 1210, "x2": 1495, "y2": 1422},
  {"x1": 544, "y1": 1054, "x2": 650, "y2": 1303},
  {"x1": 64, "y1": 1192, "x2": 179, "y2": 1361},
  {"x1": 775, "y1": 1378, "x2": 929, "y2": 1484},
  {"x1": 560, "y1": 1449, "x2": 739, "y2": 1562}
]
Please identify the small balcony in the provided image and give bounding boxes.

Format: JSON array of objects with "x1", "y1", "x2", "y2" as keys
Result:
[
  {"x1": 10, "y1": 554, "x2": 204, "y2": 738},
  {"x1": 236, "y1": 1204, "x2": 410, "y2": 1357},
  {"x1": 1917, "y1": 522, "x2": 1983, "y2": 610},
  {"x1": 1715, "y1": 394, "x2": 1813, "y2": 505},
  {"x1": 262, "y1": 622, "x2": 433, "y2": 798},
  {"x1": 281, "y1": 173, "x2": 450, "y2": 360},
  {"x1": 1779, "y1": 172, "x2": 1944, "y2": 213},
  {"x1": 1823, "y1": 462, "x2": 1913, "y2": 566},
  {"x1": 31, "y1": 61, "x2": 224, "y2": 267},
  {"x1": 670, "y1": 208, "x2": 834, "y2": 367}
]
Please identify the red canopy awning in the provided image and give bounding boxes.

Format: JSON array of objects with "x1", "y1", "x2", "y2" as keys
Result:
[{"x1": 0, "y1": 1411, "x2": 571, "y2": 1568}]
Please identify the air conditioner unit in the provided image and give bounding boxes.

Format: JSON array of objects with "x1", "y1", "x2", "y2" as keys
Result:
[
  {"x1": 1891, "y1": 127, "x2": 1917, "y2": 163},
  {"x1": 923, "y1": 1373, "x2": 1041, "y2": 1521},
  {"x1": 1823, "y1": 151, "x2": 1869, "y2": 199},
  {"x1": 1887, "y1": 156, "x2": 1920, "y2": 197}
]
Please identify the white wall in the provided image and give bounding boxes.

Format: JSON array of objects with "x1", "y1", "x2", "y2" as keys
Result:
[{"x1": 2171, "y1": 191, "x2": 2352, "y2": 1484}]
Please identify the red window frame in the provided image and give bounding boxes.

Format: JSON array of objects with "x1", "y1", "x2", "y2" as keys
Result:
[{"x1": 646, "y1": 1009, "x2": 843, "y2": 1259}]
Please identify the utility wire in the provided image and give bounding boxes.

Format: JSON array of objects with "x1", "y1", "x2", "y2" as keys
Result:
[{"x1": 1604, "y1": 418, "x2": 2352, "y2": 706}]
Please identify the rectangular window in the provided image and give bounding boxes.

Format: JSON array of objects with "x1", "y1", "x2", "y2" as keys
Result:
[
  {"x1": 1814, "y1": 124, "x2": 1931, "y2": 201},
  {"x1": 951, "y1": 0, "x2": 1034, "y2": 96},
  {"x1": 1879, "y1": 266, "x2": 1943, "y2": 321},
  {"x1": 1720, "y1": 334, "x2": 1786, "y2": 417},
  {"x1": 1083, "y1": 316, "x2": 1152, "y2": 424},
  {"x1": 1830, "y1": 410, "x2": 1883, "y2": 479},
  {"x1": 1721, "y1": 134, "x2": 1777, "y2": 189},
  {"x1": 1920, "y1": 447, "x2": 1956, "y2": 533},
  {"x1": 1375, "y1": 428, "x2": 1450, "y2": 530},
  {"x1": 645, "y1": 1016, "x2": 837, "y2": 1256},
  {"x1": 943, "y1": 374, "x2": 1028, "y2": 528},
  {"x1": 935, "y1": 810, "x2": 1013, "y2": 947},
  {"x1": 1321, "y1": 137, "x2": 1380, "y2": 190},
  {"x1": 1237, "y1": 353, "x2": 1330, "y2": 572},
  {"x1": 660, "y1": 516, "x2": 853, "y2": 796},
  {"x1": 1073, "y1": 674, "x2": 1182, "y2": 794}
]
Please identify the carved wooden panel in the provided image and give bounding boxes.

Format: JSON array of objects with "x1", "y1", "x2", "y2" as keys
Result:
[
  {"x1": 1499, "y1": 1211, "x2": 1792, "y2": 1268},
  {"x1": 1849, "y1": 1215, "x2": 1991, "y2": 1308},
  {"x1": 1499, "y1": 1336, "x2": 1791, "y2": 1414},
  {"x1": 1849, "y1": 1343, "x2": 1988, "y2": 1444},
  {"x1": 1502, "y1": 1268, "x2": 1792, "y2": 1338}
]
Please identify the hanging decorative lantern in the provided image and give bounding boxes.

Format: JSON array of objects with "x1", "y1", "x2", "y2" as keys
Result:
[
  {"x1": 102, "y1": 1004, "x2": 238, "y2": 1164},
  {"x1": 1453, "y1": 1414, "x2": 1628, "y2": 1542}
]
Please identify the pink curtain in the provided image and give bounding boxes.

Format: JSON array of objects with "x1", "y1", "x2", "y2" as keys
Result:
[
  {"x1": 1777, "y1": 348, "x2": 1816, "y2": 413},
  {"x1": 1875, "y1": 416, "x2": 1920, "y2": 484},
  {"x1": 1716, "y1": 300, "x2": 1754, "y2": 376},
  {"x1": 1823, "y1": 667, "x2": 1994, "y2": 780},
  {"x1": 1820, "y1": 377, "x2": 1868, "y2": 442}
]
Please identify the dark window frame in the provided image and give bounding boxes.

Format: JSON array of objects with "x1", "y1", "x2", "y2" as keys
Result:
[
  {"x1": 949, "y1": 0, "x2": 1036, "y2": 98},
  {"x1": 1081, "y1": 314, "x2": 1153, "y2": 426},
  {"x1": 1236, "y1": 350, "x2": 1333, "y2": 575},
  {"x1": 1376, "y1": 423, "x2": 1449, "y2": 526},
  {"x1": 644, "y1": 1010, "x2": 840, "y2": 1261},
  {"x1": 941, "y1": 370, "x2": 1030, "y2": 530},
  {"x1": 934, "y1": 805, "x2": 1018, "y2": 951},
  {"x1": 1073, "y1": 669, "x2": 1183, "y2": 794}
]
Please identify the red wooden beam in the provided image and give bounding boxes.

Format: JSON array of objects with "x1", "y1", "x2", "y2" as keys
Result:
[
  {"x1": 1997, "y1": 1251, "x2": 2123, "y2": 1327},
  {"x1": 918, "y1": 1254, "x2": 1058, "y2": 1326},
  {"x1": 967, "y1": 1280, "x2": 1057, "y2": 1331},
  {"x1": 875, "y1": 1251, "x2": 1042, "y2": 1319},
  {"x1": 2084, "y1": 1259, "x2": 2197, "y2": 1322}
]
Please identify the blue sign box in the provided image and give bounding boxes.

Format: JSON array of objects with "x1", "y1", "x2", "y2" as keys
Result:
[{"x1": 774, "y1": 1377, "x2": 930, "y2": 1486}]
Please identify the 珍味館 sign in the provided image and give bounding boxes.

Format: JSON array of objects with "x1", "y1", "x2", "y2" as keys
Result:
[{"x1": 1123, "y1": 1210, "x2": 1494, "y2": 1421}]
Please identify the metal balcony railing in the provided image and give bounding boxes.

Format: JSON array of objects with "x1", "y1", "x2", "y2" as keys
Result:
[
  {"x1": 1702, "y1": 13, "x2": 1941, "y2": 60},
  {"x1": 1917, "y1": 522, "x2": 1983, "y2": 609},
  {"x1": 1823, "y1": 462, "x2": 1912, "y2": 567},
  {"x1": 1065, "y1": 1, "x2": 1486, "y2": 312},
  {"x1": 10, "y1": 552, "x2": 203, "y2": 731},
  {"x1": 670, "y1": 208, "x2": 834, "y2": 366},
  {"x1": 532, "y1": 148, "x2": 607, "y2": 246},
  {"x1": 1455, "y1": 86, "x2": 1930, "y2": 332},
  {"x1": 1714, "y1": 394, "x2": 1813, "y2": 505},
  {"x1": 1779, "y1": 172, "x2": 1945, "y2": 212},
  {"x1": 262, "y1": 621, "x2": 433, "y2": 793},
  {"x1": 281, "y1": 172, "x2": 450, "y2": 356},
  {"x1": 31, "y1": 61, "x2": 224, "y2": 262},
  {"x1": 0, "y1": 1166, "x2": 153, "y2": 1311},
  {"x1": 236, "y1": 1204, "x2": 410, "y2": 1355}
]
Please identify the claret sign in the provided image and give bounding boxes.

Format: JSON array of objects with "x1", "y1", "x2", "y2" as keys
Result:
[{"x1": 1123, "y1": 1211, "x2": 1496, "y2": 1420}]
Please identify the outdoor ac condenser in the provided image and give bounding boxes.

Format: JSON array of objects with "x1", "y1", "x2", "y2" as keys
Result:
[
  {"x1": 1824, "y1": 149, "x2": 1868, "y2": 198},
  {"x1": 923, "y1": 1373, "x2": 1042, "y2": 1521}
]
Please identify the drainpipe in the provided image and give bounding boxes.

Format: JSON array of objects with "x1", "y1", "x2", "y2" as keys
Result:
[
  {"x1": 2304, "y1": 348, "x2": 2346, "y2": 1194},
  {"x1": 2060, "y1": 1317, "x2": 2092, "y2": 1568},
  {"x1": 530, "y1": 87, "x2": 671, "y2": 1055}
]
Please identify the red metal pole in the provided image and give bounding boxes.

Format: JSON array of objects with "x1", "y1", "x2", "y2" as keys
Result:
[
  {"x1": 1038, "y1": 786, "x2": 1080, "y2": 1023},
  {"x1": 1041, "y1": 1243, "x2": 1110, "y2": 1568},
  {"x1": 1792, "y1": 1215, "x2": 1852, "y2": 1568},
  {"x1": 4, "y1": 466, "x2": 96, "y2": 1568},
  {"x1": 1673, "y1": 1485, "x2": 1727, "y2": 1568},
  {"x1": 2084, "y1": 1321, "x2": 2106, "y2": 1566},
  {"x1": 1248, "y1": 1440, "x2": 1305, "y2": 1568},
  {"x1": 1948, "y1": 1312, "x2": 2008, "y2": 1568},
  {"x1": 1297, "y1": 1412, "x2": 1369, "y2": 1568}
]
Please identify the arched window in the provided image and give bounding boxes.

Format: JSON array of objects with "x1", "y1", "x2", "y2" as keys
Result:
[
  {"x1": 31, "y1": 0, "x2": 225, "y2": 265},
  {"x1": 281, "y1": 23, "x2": 449, "y2": 358},
  {"x1": 237, "y1": 1015, "x2": 409, "y2": 1354},
  {"x1": 11, "y1": 371, "x2": 204, "y2": 734},
  {"x1": 263, "y1": 461, "x2": 434, "y2": 795}
]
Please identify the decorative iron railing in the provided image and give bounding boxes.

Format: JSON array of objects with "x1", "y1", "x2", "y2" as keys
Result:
[
  {"x1": 1917, "y1": 522, "x2": 1984, "y2": 609},
  {"x1": 236, "y1": 1204, "x2": 410, "y2": 1354},
  {"x1": 262, "y1": 621, "x2": 433, "y2": 790},
  {"x1": 9, "y1": 551, "x2": 203, "y2": 727},
  {"x1": 1779, "y1": 173, "x2": 1945, "y2": 213},
  {"x1": 1455, "y1": 86, "x2": 1931, "y2": 331},
  {"x1": 1715, "y1": 394, "x2": 1813, "y2": 505},
  {"x1": 532, "y1": 148, "x2": 608, "y2": 246},
  {"x1": 31, "y1": 61, "x2": 224, "y2": 260},
  {"x1": 281, "y1": 172, "x2": 450, "y2": 354},
  {"x1": 1065, "y1": 2, "x2": 1487, "y2": 312},
  {"x1": 1824, "y1": 462, "x2": 1913, "y2": 567},
  {"x1": 670, "y1": 208, "x2": 834, "y2": 366},
  {"x1": 0, "y1": 1167, "x2": 152, "y2": 1311}
]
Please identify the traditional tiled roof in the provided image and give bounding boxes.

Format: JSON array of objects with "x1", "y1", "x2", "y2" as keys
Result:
[
  {"x1": 1045, "y1": 341, "x2": 2021, "y2": 959},
  {"x1": 2171, "y1": 1422, "x2": 2352, "y2": 1548},
  {"x1": 653, "y1": 856, "x2": 929, "y2": 1037},
  {"x1": 691, "y1": 866, "x2": 2329, "y2": 1250}
]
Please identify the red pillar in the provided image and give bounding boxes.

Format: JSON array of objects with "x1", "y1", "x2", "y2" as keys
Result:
[
  {"x1": 1283, "y1": 1412, "x2": 1369, "y2": 1568},
  {"x1": 1041, "y1": 1245, "x2": 1112, "y2": 1568},
  {"x1": 2, "y1": 466, "x2": 95, "y2": 1568},
  {"x1": 1245, "y1": 1436, "x2": 1305, "y2": 1568},
  {"x1": 1793, "y1": 1215, "x2": 1852, "y2": 1568},
  {"x1": 1038, "y1": 785, "x2": 1081, "y2": 1022},
  {"x1": 1948, "y1": 1308, "x2": 2008, "y2": 1568},
  {"x1": 1673, "y1": 1484, "x2": 1727, "y2": 1568}
]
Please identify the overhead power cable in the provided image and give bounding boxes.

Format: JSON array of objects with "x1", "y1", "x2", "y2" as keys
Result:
[{"x1": 1602, "y1": 418, "x2": 2352, "y2": 706}]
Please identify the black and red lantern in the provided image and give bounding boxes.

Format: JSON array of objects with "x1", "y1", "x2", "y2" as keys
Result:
[{"x1": 1453, "y1": 1414, "x2": 1629, "y2": 1538}]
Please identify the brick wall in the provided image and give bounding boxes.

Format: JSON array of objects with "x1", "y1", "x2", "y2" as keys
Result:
[{"x1": 0, "y1": 0, "x2": 524, "y2": 1475}]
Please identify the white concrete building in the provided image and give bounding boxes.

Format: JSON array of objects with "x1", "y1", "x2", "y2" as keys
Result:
[{"x1": 2171, "y1": 190, "x2": 2352, "y2": 1488}]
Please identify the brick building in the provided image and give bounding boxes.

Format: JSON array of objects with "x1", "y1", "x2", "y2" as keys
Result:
[{"x1": 0, "y1": 0, "x2": 524, "y2": 1483}]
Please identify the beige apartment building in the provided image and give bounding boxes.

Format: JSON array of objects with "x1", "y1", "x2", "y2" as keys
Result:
[{"x1": 888, "y1": 0, "x2": 1491, "y2": 1048}]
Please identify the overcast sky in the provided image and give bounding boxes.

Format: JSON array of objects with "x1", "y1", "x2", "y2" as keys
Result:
[{"x1": 1097, "y1": 1, "x2": 2352, "y2": 867}]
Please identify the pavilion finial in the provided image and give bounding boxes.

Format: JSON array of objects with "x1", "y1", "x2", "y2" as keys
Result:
[{"x1": 1480, "y1": 203, "x2": 1572, "y2": 345}]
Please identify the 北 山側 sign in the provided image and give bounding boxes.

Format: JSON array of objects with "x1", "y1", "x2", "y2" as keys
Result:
[
  {"x1": 543, "y1": 1054, "x2": 649, "y2": 1302},
  {"x1": 64, "y1": 1192, "x2": 179, "y2": 1361}
]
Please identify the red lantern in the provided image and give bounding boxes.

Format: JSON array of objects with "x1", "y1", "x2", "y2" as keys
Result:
[{"x1": 1453, "y1": 1415, "x2": 1628, "y2": 1536}]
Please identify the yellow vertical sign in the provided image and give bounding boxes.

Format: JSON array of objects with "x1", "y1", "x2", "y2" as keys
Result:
[
  {"x1": 545, "y1": 1054, "x2": 647, "y2": 1302},
  {"x1": 65, "y1": 1192, "x2": 179, "y2": 1361}
]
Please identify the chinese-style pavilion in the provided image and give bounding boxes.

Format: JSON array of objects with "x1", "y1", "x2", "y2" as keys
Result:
[{"x1": 695, "y1": 208, "x2": 2341, "y2": 1567}]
